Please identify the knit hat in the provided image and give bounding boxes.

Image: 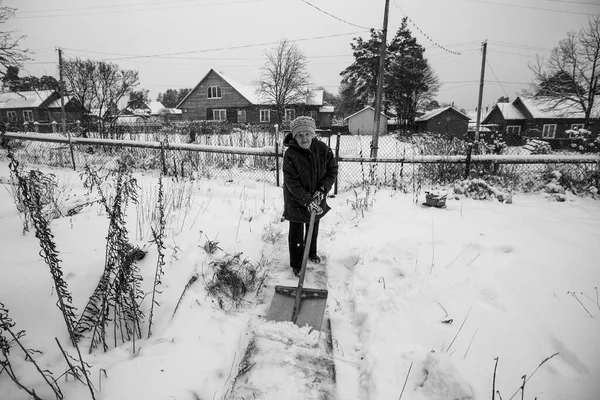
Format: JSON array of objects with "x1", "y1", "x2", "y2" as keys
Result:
[{"x1": 290, "y1": 116, "x2": 316, "y2": 138}]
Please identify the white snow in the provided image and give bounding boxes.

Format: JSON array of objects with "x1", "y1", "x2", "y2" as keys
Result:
[{"x1": 1, "y1": 160, "x2": 599, "y2": 400}]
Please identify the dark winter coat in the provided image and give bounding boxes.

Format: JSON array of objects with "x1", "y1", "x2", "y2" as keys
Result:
[{"x1": 282, "y1": 132, "x2": 338, "y2": 223}]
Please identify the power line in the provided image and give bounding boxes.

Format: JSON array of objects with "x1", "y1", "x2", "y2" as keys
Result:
[
  {"x1": 63, "y1": 47, "x2": 354, "y2": 61},
  {"x1": 100, "y1": 31, "x2": 368, "y2": 61},
  {"x1": 488, "y1": 40, "x2": 551, "y2": 52},
  {"x1": 464, "y1": 0, "x2": 597, "y2": 16},
  {"x1": 486, "y1": 59, "x2": 510, "y2": 99},
  {"x1": 15, "y1": 0, "x2": 265, "y2": 19},
  {"x1": 299, "y1": 0, "x2": 370, "y2": 30},
  {"x1": 16, "y1": 0, "x2": 227, "y2": 14},
  {"x1": 538, "y1": 0, "x2": 599, "y2": 6}
]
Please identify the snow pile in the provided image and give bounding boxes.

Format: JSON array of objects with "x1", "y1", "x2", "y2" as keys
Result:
[
  {"x1": 453, "y1": 178, "x2": 512, "y2": 203},
  {"x1": 414, "y1": 351, "x2": 474, "y2": 400},
  {"x1": 253, "y1": 320, "x2": 320, "y2": 347}
]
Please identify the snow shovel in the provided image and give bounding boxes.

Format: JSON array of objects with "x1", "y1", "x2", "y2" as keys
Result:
[{"x1": 265, "y1": 209, "x2": 328, "y2": 331}]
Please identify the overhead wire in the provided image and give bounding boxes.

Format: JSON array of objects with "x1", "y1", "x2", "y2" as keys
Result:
[
  {"x1": 15, "y1": 0, "x2": 265, "y2": 19},
  {"x1": 485, "y1": 59, "x2": 511, "y2": 99},
  {"x1": 100, "y1": 31, "x2": 368, "y2": 61},
  {"x1": 464, "y1": 0, "x2": 597, "y2": 16},
  {"x1": 298, "y1": 0, "x2": 370, "y2": 30},
  {"x1": 392, "y1": 2, "x2": 462, "y2": 55}
]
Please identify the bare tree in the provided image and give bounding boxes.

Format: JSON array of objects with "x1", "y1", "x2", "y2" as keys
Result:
[
  {"x1": 528, "y1": 16, "x2": 600, "y2": 127},
  {"x1": 62, "y1": 57, "x2": 139, "y2": 123},
  {"x1": 254, "y1": 38, "x2": 312, "y2": 125},
  {"x1": 0, "y1": 3, "x2": 30, "y2": 78}
]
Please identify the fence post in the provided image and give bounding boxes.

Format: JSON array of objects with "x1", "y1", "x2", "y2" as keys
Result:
[
  {"x1": 160, "y1": 139, "x2": 168, "y2": 175},
  {"x1": 51, "y1": 120, "x2": 57, "y2": 133},
  {"x1": 465, "y1": 142, "x2": 473, "y2": 179},
  {"x1": 23, "y1": 121, "x2": 29, "y2": 132},
  {"x1": 34, "y1": 122, "x2": 39, "y2": 133},
  {"x1": 334, "y1": 132, "x2": 341, "y2": 195},
  {"x1": 274, "y1": 140, "x2": 280, "y2": 187},
  {"x1": 274, "y1": 124, "x2": 280, "y2": 187}
]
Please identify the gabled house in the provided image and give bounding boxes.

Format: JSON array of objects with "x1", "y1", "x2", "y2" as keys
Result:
[
  {"x1": 482, "y1": 96, "x2": 600, "y2": 146},
  {"x1": 343, "y1": 106, "x2": 388, "y2": 135},
  {"x1": 0, "y1": 90, "x2": 86, "y2": 124},
  {"x1": 176, "y1": 69, "x2": 333, "y2": 127},
  {"x1": 415, "y1": 106, "x2": 470, "y2": 139}
]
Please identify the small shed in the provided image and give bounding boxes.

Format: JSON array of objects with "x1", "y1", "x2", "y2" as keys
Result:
[
  {"x1": 415, "y1": 106, "x2": 470, "y2": 139},
  {"x1": 343, "y1": 106, "x2": 388, "y2": 135}
]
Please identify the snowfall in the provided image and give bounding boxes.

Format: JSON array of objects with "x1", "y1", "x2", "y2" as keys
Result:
[{"x1": 0, "y1": 159, "x2": 599, "y2": 400}]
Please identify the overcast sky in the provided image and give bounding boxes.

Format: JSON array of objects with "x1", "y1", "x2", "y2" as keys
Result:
[{"x1": 5, "y1": 0, "x2": 600, "y2": 112}]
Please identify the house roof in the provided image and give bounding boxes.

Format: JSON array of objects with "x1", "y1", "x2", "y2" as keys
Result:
[
  {"x1": 415, "y1": 106, "x2": 470, "y2": 122},
  {"x1": 148, "y1": 101, "x2": 165, "y2": 115},
  {"x1": 178, "y1": 68, "x2": 325, "y2": 107},
  {"x1": 343, "y1": 106, "x2": 389, "y2": 121},
  {"x1": 496, "y1": 102, "x2": 526, "y2": 120},
  {"x1": 47, "y1": 96, "x2": 76, "y2": 109},
  {"x1": 0, "y1": 90, "x2": 55, "y2": 109},
  {"x1": 518, "y1": 96, "x2": 600, "y2": 119}
]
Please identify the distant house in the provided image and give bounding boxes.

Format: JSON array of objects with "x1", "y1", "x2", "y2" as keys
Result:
[
  {"x1": 176, "y1": 69, "x2": 334, "y2": 128},
  {"x1": 415, "y1": 106, "x2": 470, "y2": 139},
  {"x1": 0, "y1": 90, "x2": 86, "y2": 124},
  {"x1": 482, "y1": 96, "x2": 600, "y2": 146},
  {"x1": 343, "y1": 106, "x2": 388, "y2": 135},
  {"x1": 114, "y1": 100, "x2": 182, "y2": 124}
]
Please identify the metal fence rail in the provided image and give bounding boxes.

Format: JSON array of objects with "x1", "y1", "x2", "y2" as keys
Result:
[{"x1": 1, "y1": 131, "x2": 599, "y2": 194}]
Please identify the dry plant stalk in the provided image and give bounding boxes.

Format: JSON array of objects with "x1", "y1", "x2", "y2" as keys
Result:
[{"x1": 148, "y1": 174, "x2": 166, "y2": 338}]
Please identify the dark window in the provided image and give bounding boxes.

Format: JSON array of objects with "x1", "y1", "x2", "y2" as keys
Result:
[{"x1": 207, "y1": 86, "x2": 222, "y2": 99}]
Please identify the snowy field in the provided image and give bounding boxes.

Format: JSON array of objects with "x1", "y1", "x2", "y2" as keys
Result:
[{"x1": 1, "y1": 160, "x2": 599, "y2": 400}]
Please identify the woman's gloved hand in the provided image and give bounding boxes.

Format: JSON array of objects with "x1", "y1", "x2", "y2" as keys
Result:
[{"x1": 307, "y1": 200, "x2": 323, "y2": 215}]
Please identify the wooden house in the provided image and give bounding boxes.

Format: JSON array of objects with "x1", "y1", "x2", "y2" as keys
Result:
[
  {"x1": 0, "y1": 90, "x2": 86, "y2": 124},
  {"x1": 415, "y1": 106, "x2": 470, "y2": 139},
  {"x1": 482, "y1": 96, "x2": 600, "y2": 147},
  {"x1": 343, "y1": 106, "x2": 388, "y2": 135},
  {"x1": 176, "y1": 69, "x2": 333, "y2": 127}
]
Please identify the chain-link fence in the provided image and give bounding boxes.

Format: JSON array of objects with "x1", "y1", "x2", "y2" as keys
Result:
[{"x1": 1, "y1": 123, "x2": 599, "y2": 194}]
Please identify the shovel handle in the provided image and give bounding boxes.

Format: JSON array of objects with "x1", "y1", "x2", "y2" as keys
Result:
[{"x1": 291, "y1": 209, "x2": 316, "y2": 323}]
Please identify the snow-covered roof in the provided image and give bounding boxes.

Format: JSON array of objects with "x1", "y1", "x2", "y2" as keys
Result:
[
  {"x1": 319, "y1": 105, "x2": 335, "y2": 113},
  {"x1": 343, "y1": 106, "x2": 389, "y2": 121},
  {"x1": 415, "y1": 106, "x2": 470, "y2": 122},
  {"x1": 148, "y1": 101, "x2": 165, "y2": 115},
  {"x1": 46, "y1": 96, "x2": 73, "y2": 109},
  {"x1": 496, "y1": 102, "x2": 526, "y2": 120},
  {"x1": 179, "y1": 69, "x2": 324, "y2": 107},
  {"x1": 518, "y1": 96, "x2": 600, "y2": 119},
  {"x1": 0, "y1": 90, "x2": 55, "y2": 109}
]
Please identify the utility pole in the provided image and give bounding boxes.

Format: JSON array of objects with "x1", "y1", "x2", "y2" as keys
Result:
[
  {"x1": 58, "y1": 47, "x2": 76, "y2": 170},
  {"x1": 371, "y1": 0, "x2": 390, "y2": 159},
  {"x1": 475, "y1": 40, "x2": 487, "y2": 144}
]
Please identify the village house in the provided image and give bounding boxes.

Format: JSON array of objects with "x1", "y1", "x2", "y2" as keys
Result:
[
  {"x1": 482, "y1": 96, "x2": 600, "y2": 147},
  {"x1": 343, "y1": 106, "x2": 388, "y2": 135},
  {"x1": 0, "y1": 90, "x2": 86, "y2": 125},
  {"x1": 176, "y1": 69, "x2": 334, "y2": 128},
  {"x1": 415, "y1": 106, "x2": 470, "y2": 139}
]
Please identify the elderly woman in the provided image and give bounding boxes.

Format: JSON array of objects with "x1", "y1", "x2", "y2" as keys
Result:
[{"x1": 282, "y1": 116, "x2": 338, "y2": 277}]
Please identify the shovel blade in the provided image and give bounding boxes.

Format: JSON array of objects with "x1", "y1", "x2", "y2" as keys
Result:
[{"x1": 265, "y1": 286, "x2": 328, "y2": 331}]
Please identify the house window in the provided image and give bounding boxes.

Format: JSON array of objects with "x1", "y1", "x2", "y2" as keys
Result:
[
  {"x1": 285, "y1": 109, "x2": 295, "y2": 122},
  {"x1": 237, "y1": 110, "x2": 247, "y2": 123},
  {"x1": 259, "y1": 109, "x2": 270, "y2": 123},
  {"x1": 506, "y1": 125, "x2": 520, "y2": 135},
  {"x1": 542, "y1": 124, "x2": 556, "y2": 139},
  {"x1": 569, "y1": 124, "x2": 584, "y2": 138},
  {"x1": 7, "y1": 111, "x2": 17, "y2": 122},
  {"x1": 308, "y1": 110, "x2": 318, "y2": 120},
  {"x1": 212, "y1": 109, "x2": 226, "y2": 121},
  {"x1": 23, "y1": 110, "x2": 34, "y2": 122},
  {"x1": 207, "y1": 86, "x2": 222, "y2": 99}
]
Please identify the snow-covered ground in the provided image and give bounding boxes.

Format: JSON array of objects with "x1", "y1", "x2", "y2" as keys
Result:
[{"x1": 1, "y1": 160, "x2": 599, "y2": 400}]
